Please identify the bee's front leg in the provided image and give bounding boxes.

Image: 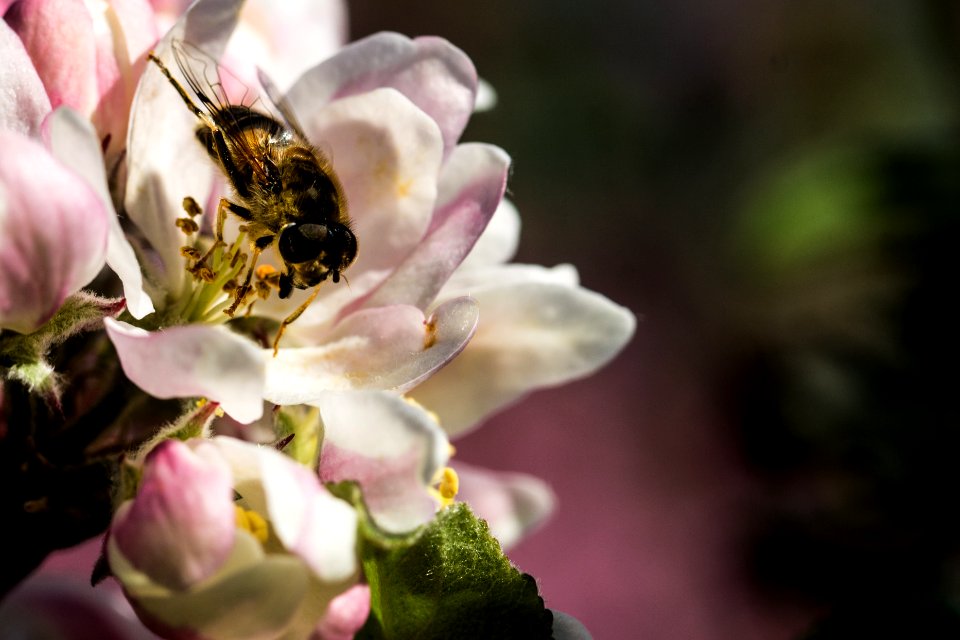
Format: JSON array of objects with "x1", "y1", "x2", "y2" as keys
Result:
[{"x1": 224, "y1": 245, "x2": 263, "y2": 316}]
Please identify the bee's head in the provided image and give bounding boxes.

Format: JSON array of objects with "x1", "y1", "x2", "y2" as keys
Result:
[{"x1": 277, "y1": 221, "x2": 358, "y2": 293}]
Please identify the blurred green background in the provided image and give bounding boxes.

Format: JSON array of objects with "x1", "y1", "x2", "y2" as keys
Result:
[{"x1": 351, "y1": 2, "x2": 960, "y2": 638}]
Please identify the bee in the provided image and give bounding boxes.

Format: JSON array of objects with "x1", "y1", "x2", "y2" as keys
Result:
[{"x1": 147, "y1": 42, "x2": 357, "y2": 353}]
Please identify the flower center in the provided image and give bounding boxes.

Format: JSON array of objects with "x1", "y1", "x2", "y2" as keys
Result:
[
  {"x1": 234, "y1": 504, "x2": 270, "y2": 544},
  {"x1": 171, "y1": 196, "x2": 279, "y2": 323}
]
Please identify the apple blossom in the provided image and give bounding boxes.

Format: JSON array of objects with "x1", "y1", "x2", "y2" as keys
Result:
[
  {"x1": 0, "y1": 128, "x2": 109, "y2": 334},
  {"x1": 5, "y1": 0, "x2": 159, "y2": 164},
  {"x1": 101, "y1": 0, "x2": 493, "y2": 424},
  {"x1": 3, "y1": 0, "x2": 634, "y2": 635},
  {"x1": 108, "y1": 436, "x2": 359, "y2": 639}
]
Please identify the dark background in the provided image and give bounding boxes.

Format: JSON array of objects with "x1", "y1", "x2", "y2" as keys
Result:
[{"x1": 351, "y1": 2, "x2": 960, "y2": 638}]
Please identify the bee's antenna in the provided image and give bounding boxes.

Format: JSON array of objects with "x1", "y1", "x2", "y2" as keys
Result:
[{"x1": 147, "y1": 51, "x2": 206, "y2": 122}]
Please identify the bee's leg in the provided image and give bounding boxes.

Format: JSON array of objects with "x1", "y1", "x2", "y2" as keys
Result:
[
  {"x1": 188, "y1": 198, "x2": 236, "y2": 281},
  {"x1": 211, "y1": 128, "x2": 252, "y2": 198},
  {"x1": 272, "y1": 288, "x2": 321, "y2": 356},
  {"x1": 225, "y1": 244, "x2": 263, "y2": 316}
]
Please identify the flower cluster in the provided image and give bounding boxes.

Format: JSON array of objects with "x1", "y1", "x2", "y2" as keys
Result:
[{"x1": 0, "y1": 0, "x2": 634, "y2": 637}]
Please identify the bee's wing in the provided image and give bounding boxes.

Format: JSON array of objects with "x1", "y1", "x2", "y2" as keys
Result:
[
  {"x1": 256, "y1": 67, "x2": 311, "y2": 142},
  {"x1": 168, "y1": 40, "x2": 273, "y2": 181},
  {"x1": 169, "y1": 40, "x2": 235, "y2": 124}
]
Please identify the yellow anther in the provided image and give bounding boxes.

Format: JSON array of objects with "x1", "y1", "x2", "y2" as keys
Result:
[
  {"x1": 182, "y1": 196, "x2": 202, "y2": 217},
  {"x1": 192, "y1": 265, "x2": 215, "y2": 282},
  {"x1": 439, "y1": 467, "x2": 459, "y2": 501},
  {"x1": 176, "y1": 217, "x2": 200, "y2": 234},
  {"x1": 234, "y1": 505, "x2": 269, "y2": 544},
  {"x1": 195, "y1": 397, "x2": 224, "y2": 416},
  {"x1": 429, "y1": 466, "x2": 459, "y2": 508},
  {"x1": 255, "y1": 264, "x2": 277, "y2": 279},
  {"x1": 180, "y1": 246, "x2": 202, "y2": 260}
]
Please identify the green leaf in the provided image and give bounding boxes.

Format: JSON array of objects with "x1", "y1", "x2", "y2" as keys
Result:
[{"x1": 357, "y1": 503, "x2": 553, "y2": 640}]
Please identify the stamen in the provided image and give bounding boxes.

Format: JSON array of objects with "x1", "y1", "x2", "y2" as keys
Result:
[
  {"x1": 182, "y1": 196, "x2": 202, "y2": 217},
  {"x1": 176, "y1": 217, "x2": 200, "y2": 234},
  {"x1": 430, "y1": 466, "x2": 459, "y2": 508},
  {"x1": 234, "y1": 505, "x2": 269, "y2": 544}
]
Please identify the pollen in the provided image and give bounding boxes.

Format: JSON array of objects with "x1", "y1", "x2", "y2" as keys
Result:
[
  {"x1": 180, "y1": 246, "x2": 202, "y2": 260},
  {"x1": 430, "y1": 466, "x2": 459, "y2": 508},
  {"x1": 182, "y1": 196, "x2": 203, "y2": 217},
  {"x1": 176, "y1": 217, "x2": 200, "y2": 234},
  {"x1": 235, "y1": 505, "x2": 269, "y2": 544},
  {"x1": 255, "y1": 264, "x2": 277, "y2": 279}
]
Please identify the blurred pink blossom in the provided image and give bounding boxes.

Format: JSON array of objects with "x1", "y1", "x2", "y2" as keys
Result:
[{"x1": 108, "y1": 436, "x2": 359, "y2": 639}]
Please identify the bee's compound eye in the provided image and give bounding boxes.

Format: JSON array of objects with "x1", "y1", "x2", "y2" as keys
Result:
[{"x1": 278, "y1": 223, "x2": 327, "y2": 263}]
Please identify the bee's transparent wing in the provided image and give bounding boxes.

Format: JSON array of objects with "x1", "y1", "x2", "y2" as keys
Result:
[{"x1": 256, "y1": 67, "x2": 311, "y2": 142}]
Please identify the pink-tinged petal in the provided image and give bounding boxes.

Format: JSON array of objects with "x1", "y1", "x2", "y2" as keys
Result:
[
  {"x1": 104, "y1": 318, "x2": 266, "y2": 423},
  {"x1": 454, "y1": 462, "x2": 556, "y2": 550},
  {"x1": 317, "y1": 391, "x2": 450, "y2": 533},
  {"x1": 90, "y1": 0, "x2": 160, "y2": 160},
  {"x1": 128, "y1": 549, "x2": 309, "y2": 640},
  {"x1": 287, "y1": 32, "x2": 477, "y2": 153},
  {"x1": 7, "y1": 0, "x2": 99, "y2": 114},
  {"x1": 111, "y1": 440, "x2": 235, "y2": 590},
  {"x1": 300, "y1": 88, "x2": 443, "y2": 276},
  {"x1": 0, "y1": 20, "x2": 51, "y2": 134},
  {"x1": 226, "y1": 0, "x2": 347, "y2": 91},
  {"x1": 0, "y1": 131, "x2": 109, "y2": 334},
  {"x1": 459, "y1": 198, "x2": 521, "y2": 269},
  {"x1": 444, "y1": 262, "x2": 580, "y2": 296},
  {"x1": 410, "y1": 270, "x2": 637, "y2": 436},
  {"x1": 315, "y1": 583, "x2": 371, "y2": 640},
  {"x1": 46, "y1": 107, "x2": 155, "y2": 318},
  {"x1": 111, "y1": 0, "x2": 160, "y2": 62},
  {"x1": 124, "y1": 0, "x2": 243, "y2": 296},
  {"x1": 210, "y1": 437, "x2": 358, "y2": 583},
  {"x1": 264, "y1": 297, "x2": 478, "y2": 406},
  {"x1": 0, "y1": 575, "x2": 148, "y2": 640},
  {"x1": 342, "y1": 143, "x2": 510, "y2": 314}
]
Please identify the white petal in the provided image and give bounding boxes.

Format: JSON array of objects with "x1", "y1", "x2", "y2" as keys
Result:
[
  {"x1": 124, "y1": 0, "x2": 244, "y2": 297},
  {"x1": 104, "y1": 318, "x2": 266, "y2": 423},
  {"x1": 454, "y1": 462, "x2": 556, "y2": 550},
  {"x1": 459, "y1": 198, "x2": 521, "y2": 269},
  {"x1": 47, "y1": 107, "x2": 154, "y2": 318},
  {"x1": 132, "y1": 552, "x2": 309, "y2": 640},
  {"x1": 474, "y1": 77, "x2": 498, "y2": 112},
  {"x1": 210, "y1": 437, "x2": 358, "y2": 583},
  {"x1": 287, "y1": 32, "x2": 476, "y2": 153},
  {"x1": 260, "y1": 447, "x2": 358, "y2": 583},
  {"x1": 264, "y1": 297, "x2": 478, "y2": 406},
  {"x1": 227, "y1": 0, "x2": 348, "y2": 91},
  {"x1": 301, "y1": 88, "x2": 443, "y2": 276},
  {"x1": 316, "y1": 390, "x2": 450, "y2": 533},
  {"x1": 347, "y1": 143, "x2": 510, "y2": 312},
  {"x1": 411, "y1": 273, "x2": 636, "y2": 436}
]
